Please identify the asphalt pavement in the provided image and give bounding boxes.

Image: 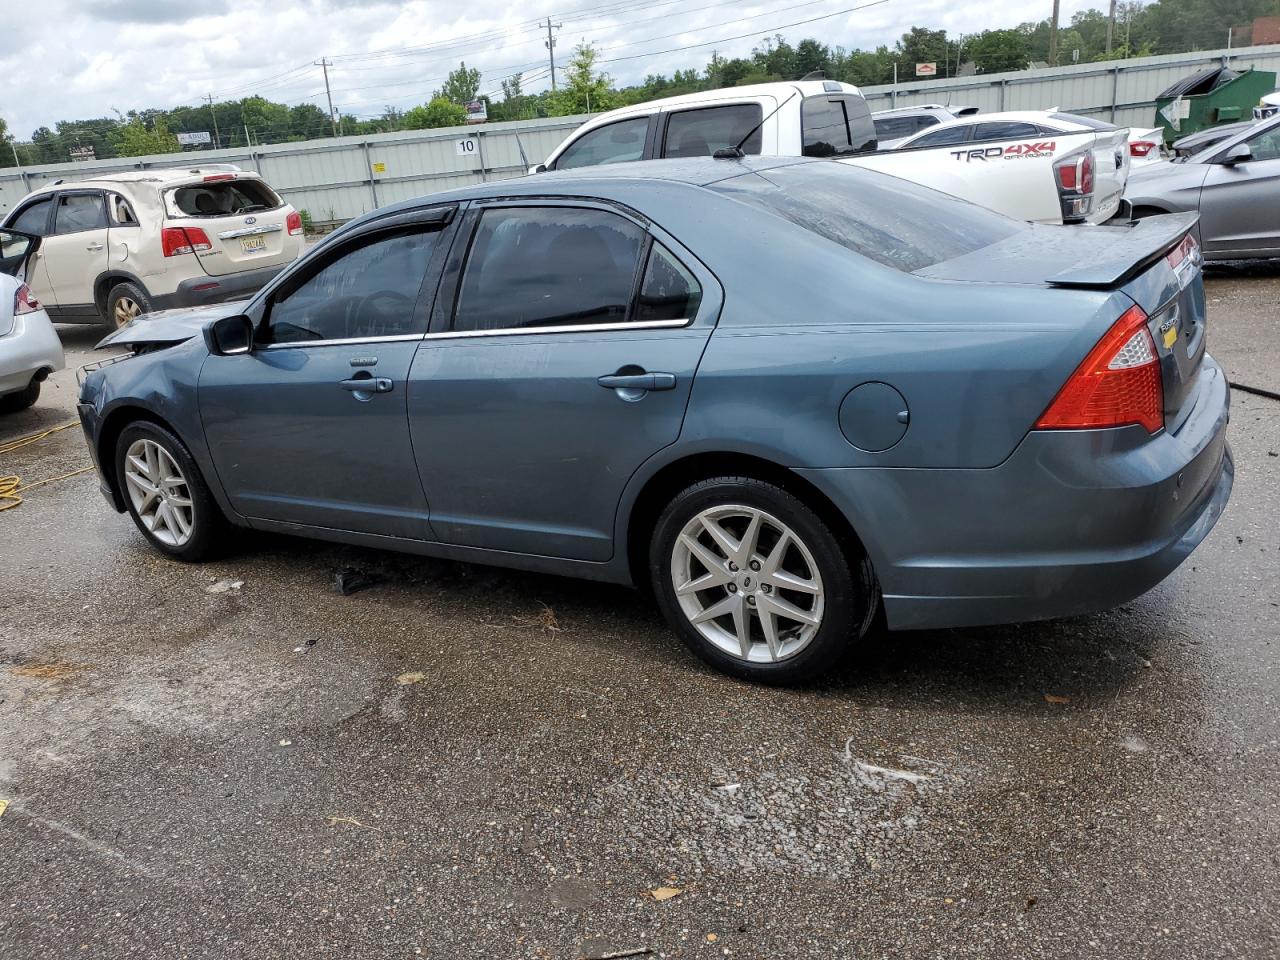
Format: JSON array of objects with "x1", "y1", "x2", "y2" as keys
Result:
[{"x1": 1, "y1": 266, "x2": 1277, "y2": 959}]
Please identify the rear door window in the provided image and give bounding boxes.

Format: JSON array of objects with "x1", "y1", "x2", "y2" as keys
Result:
[
  {"x1": 453, "y1": 207, "x2": 646, "y2": 332},
  {"x1": 9, "y1": 197, "x2": 53, "y2": 236},
  {"x1": 53, "y1": 193, "x2": 107, "y2": 234},
  {"x1": 555, "y1": 116, "x2": 650, "y2": 169},
  {"x1": 171, "y1": 179, "x2": 282, "y2": 218},
  {"x1": 908, "y1": 124, "x2": 972, "y2": 147},
  {"x1": 663, "y1": 103, "x2": 763, "y2": 158},
  {"x1": 263, "y1": 228, "x2": 440, "y2": 344},
  {"x1": 974, "y1": 121, "x2": 1041, "y2": 142},
  {"x1": 802, "y1": 95, "x2": 876, "y2": 157}
]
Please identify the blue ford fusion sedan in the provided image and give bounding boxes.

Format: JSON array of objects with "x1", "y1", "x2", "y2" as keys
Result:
[{"x1": 77, "y1": 157, "x2": 1232, "y2": 683}]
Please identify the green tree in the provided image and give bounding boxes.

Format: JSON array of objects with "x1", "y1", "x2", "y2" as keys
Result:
[
  {"x1": 896, "y1": 26, "x2": 949, "y2": 73},
  {"x1": 113, "y1": 118, "x2": 180, "y2": 157},
  {"x1": 402, "y1": 97, "x2": 467, "y2": 130},
  {"x1": 548, "y1": 44, "x2": 614, "y2": 115},
  {"x1": 967, "y1": 29, "x2": 1031, "y2": 73},
  {"x1": 438, "y1": 61, "x2": 481, "y2": 105}
]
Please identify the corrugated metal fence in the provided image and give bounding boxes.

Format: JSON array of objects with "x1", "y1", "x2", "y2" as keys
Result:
[
  {"x1": 4, "y1": 43, "x2": 1280, "y2": 220},
  {"x1": 0, "y1": 115, "x2": 586, "y2": 221},
  {"x1": 862, "y1": 43, "x2": 1280, "y2": 131}
]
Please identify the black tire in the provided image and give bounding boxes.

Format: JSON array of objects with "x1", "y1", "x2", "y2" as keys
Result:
[
  {"x1": 114, "y1": 421, "x2": 230, "y2": 561},
  {"x1": 649, "y1": 476, "x2": 877, "y2": 685},
  {"x1": 0, "y1": 378, "x2": 40, "y2": 413},
  {"x1": 105, "y1": 281, "x2": 153, "y2": 329}
]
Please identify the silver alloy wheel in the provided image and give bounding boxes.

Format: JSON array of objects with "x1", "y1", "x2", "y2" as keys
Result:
[
  {"x1": 114, "y1": 296, "x2": 141, "y2": 327},
  {"x1": 671, "y1": 504, "x2": 825, "y2": 663},
  {"x1": 123, "y1": 438, "x2": 195, "y2": 547}
]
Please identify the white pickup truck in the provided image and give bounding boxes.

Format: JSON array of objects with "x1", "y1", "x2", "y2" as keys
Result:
[{"x1": 536, "y1": 81, "x2": 1131, "y2": 225}]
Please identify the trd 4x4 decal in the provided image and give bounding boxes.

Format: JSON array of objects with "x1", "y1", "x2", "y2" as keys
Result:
[{"x1": 950, "y1": 141, "x2": 1057, "y2": 162}]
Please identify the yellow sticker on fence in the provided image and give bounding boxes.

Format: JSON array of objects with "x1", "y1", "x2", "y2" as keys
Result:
[{"x1": 372, "y1": 162, "x2": 386, "y2": 174}]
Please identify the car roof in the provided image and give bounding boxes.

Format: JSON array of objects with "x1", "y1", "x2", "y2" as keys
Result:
[
  {"x1": 344, "y1": 156, "x2": 813, "y2": 228},
  {"x1": 22, "y1": 167, "x2": 261, "y2": 196},
  {"x1": 872, "y1": 104, "x2": 960, "y2": 117},
  {"x1": 567, "y1": 80, "x2": 861, "y2": 124},
  {"x1": 909, "y1": 109, "x2": 1070, "y2": 130}
]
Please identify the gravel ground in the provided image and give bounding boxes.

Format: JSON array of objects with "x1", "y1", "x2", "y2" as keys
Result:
[{"x1": 0, "y1": 264, "x2": 1277, "y2": 959}]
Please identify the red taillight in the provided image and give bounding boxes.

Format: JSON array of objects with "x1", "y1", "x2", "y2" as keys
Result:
[
  {"x1": 1166, "y1": 232, "x2": 1198, "y2": 271},
  {"x1": 1055, "y1": 151, "x2": 1094, "y2": 195},
  {"x1": 1129, "y1": 140, "x2": 1158, "y2": 157},
  {"x1": 286, "y1": 210, "x2": 303, "y2": 236},
  {"x1": 161, "y1": 226, "x2": 213, "y2": 257},
  {"x1": 13, "y1": 283, "x2": 40, "y2": 315},
  {"x1": 1036, "y1": 305, "x2": 1164, "y2": 434}
]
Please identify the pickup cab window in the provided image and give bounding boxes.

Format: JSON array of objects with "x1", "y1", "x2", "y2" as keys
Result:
[
  {"x1": 974, "y1": 121, "x2": 1041, "y2": 142},
  {"x1": 663, "y1": 103, "x2": 763, "y2": 158},
  {"x1": 555, "y1": 116, "x2": 650, "y2": 170},
  {"x1": 908, "y1": 125, "x2": 971, "y2": 148},
  {"x1": 802, "y1": 95, "x2": 876, "y2": 157}
]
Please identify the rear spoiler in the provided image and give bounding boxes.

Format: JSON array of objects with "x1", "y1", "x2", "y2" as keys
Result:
[{"x1": 915, "y1": 212, "x2": 1200, "y2": 290}]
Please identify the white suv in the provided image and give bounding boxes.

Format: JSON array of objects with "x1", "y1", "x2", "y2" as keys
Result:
[{"x1": 2, "y1": 168, "x2": 304, "y2": 328}]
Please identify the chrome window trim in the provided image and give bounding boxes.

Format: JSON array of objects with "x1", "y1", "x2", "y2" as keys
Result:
[
  {"x1": 422, "y1": 318, "x2": 691, "y2": 340},
  {"x1": 218, "y1": 223, "x2": 284, "y2": 240},
  {"x1": 261, "y1": 333, "x2": 424, "y2": 350}
]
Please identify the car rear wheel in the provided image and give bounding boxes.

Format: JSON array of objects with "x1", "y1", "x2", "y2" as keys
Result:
[
  {"x1": 0, "y1": 378, "x2": 40, "y2": 413},
  {"x1": 106, "y1": 281, "x2": 153, "y2": 329},
  {"x1": 650, "y1": 476, "x2": 877, "y2": 684},
  {"x1": 115, "y1": 421, "x2": 229, "y2": 561}
]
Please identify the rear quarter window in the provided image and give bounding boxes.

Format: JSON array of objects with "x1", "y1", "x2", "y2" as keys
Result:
[
  {"x1": 802, "y1": 95, "x2": 876, "y2": 157},
  {"x1": 170, "y1": 179, "x2": 282, "y2": 218},
  {"x1": 712, "y1": 162, "x2": 1023, "y2": 273}
]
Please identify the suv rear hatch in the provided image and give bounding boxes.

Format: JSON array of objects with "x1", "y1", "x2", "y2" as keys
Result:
[
  {"x1": 916, "y1": 211, "x2": 1205, "y2": 433},
  {"x1": 164, "y1": 174, "x2": 296, "y2": 276}
]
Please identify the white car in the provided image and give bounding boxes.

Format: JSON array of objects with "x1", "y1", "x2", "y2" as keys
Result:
[
  {"x1": 0, "y1": 230, "x2": 64, "y2": 413},
  {"x1": 1, "y1": 168, "x2": 304, "y2": 329},
  {"x1": 871, "y1": 103, "x2": 980, "y2": 149},
  {"x1": 857, "y1": 109, "x2": 1132, "y2": 223},
  {"x1": 538, "y1": 87, "x2": 1130, "y2": 225}
]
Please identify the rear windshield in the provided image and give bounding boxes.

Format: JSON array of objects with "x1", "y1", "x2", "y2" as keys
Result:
[
  {"x1": 170, "y1": 179, "x2": 282, "y2": 218},
  {"x1": 1050, "y1": 112, "x2": 1117, "y2": 131},
  {"x1": 711, "y1": 161, "x2": 1024, "y2": 273},
  {"x1": 802, "y1": 95, "x2": 877, "y2": 157}
]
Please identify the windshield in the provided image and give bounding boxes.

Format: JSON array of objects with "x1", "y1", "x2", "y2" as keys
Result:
[{"x1": 712, "y1": 161, "x2": 1024, "y2": 273}]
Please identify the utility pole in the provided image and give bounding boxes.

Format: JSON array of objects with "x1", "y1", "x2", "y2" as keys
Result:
[
  {"x1": 316, "y1": 57, "x2": 338, "y2": 137},
  {"x1": 1048, "y1": 0, "x2": 1061, "y2": 66},
  {"x1": 1106, "y1": 0, "x2": 1116, "y2": 54},
  {"x1": 543, "y1": 18, "x2": 562, "y2": 91},
  {"x1": 244, "y1": 123, "x2": 253, "y2": 148},
  {"x1": 203, "y1": 93, "x2": 221, "y2": 148}
]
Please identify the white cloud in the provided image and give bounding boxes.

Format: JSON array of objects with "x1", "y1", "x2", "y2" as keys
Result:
[{"x1": 2, "y1": 0, "x2": 1103, "y2": 137}]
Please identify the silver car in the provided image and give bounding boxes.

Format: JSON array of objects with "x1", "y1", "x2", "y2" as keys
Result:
[{"x1": 1125, "y1": 113, "x2": 1280, "y2": 258}]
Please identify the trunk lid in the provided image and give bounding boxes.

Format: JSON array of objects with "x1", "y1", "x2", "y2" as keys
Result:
[
  {"x1": 915, "y1": 211, "x2": 1204, "y2": 433},
  {"x1": 164, "y1": 175, "x2": 295, "y2": 277}
]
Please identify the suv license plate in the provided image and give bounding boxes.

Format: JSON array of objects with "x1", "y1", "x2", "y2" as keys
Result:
[{"x1": 240, "y1": 236, "x2": 267, "y2": 253}]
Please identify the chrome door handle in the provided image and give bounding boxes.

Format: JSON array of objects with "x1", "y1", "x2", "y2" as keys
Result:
[
  {"x1": 339, "y1": 376, "x2": 393, "y2": 393},
  {"x1": 597, "y1": 372, "x2": 677, "y2": 391},
  {"x1": 86, "y1": 242, "x2": 104, "y2": 252}
]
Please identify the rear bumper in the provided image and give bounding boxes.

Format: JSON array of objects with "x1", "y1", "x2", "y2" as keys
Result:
[
  {"x1": 0, "y1": 312, "x2": 65, "y2": 395},
  {"x1": 152, "y1": 263, "x2": 287, "y2": 311},
  {"x1": 797, "y1": 354, "x2": 1233, "y2": 630}
]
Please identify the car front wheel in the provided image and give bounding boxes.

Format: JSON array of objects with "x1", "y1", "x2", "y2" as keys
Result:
[
  {"x1": 650, "y1": 476, "x2": 877, "y2": 684},
  {"x1": 115, "y1": 421, "x2": 229, "y2": 561}
]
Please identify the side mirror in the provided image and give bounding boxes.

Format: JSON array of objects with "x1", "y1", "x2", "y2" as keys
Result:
[
  {"x1": 528, "y1": 163, "x2": 547, "y2": 175},
  {"x1": 205, "y1": 314, "x2": 254, "y2": 356},
  {"x1": 1220, "y1": 142, "x2": 1252, "y2": 165}
]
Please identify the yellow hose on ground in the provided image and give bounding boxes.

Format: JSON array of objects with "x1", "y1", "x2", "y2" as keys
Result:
[{"x1": 0, "y1": 419, "x2": 92, "y2": 512}]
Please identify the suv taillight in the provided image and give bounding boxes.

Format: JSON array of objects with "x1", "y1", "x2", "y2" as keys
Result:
[
  {"x1": 1129, "y1": 140, "x2": 1158, "y2": 157},
  {"x1": 286, "y1": 210, "x2": 303, "y2": 236},
  {"x1": 1036, "y1": 304, "x2": 1163, "y2": 434},
  {"x1": 161, "y1": 226, "x2": 212, "y2": 257},
  {"x1": 13, "y1": 284, "x2": 40, "y2": 315},
  {"x1": 1054, "y1": 150, "x2": 1095, "y2": 221}
]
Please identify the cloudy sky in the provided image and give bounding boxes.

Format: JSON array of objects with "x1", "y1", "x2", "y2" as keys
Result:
[{"x1": 3, "y1": 0, "x2": 1102, "y2": 137}]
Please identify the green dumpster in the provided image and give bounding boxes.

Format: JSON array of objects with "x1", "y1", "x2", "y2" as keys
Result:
[{"x1": 1154, "y1": 66, "x2": 1276, "y2": 142}]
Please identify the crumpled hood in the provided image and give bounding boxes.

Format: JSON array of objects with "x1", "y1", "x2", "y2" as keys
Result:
[{"x1": 96, "y1": 300, "x2": 251, "y2": 350}]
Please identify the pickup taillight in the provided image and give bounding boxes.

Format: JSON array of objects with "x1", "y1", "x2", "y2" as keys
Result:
[{"x1": 1054, "y1": 150, "x2": 1095, "y2": 222}]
